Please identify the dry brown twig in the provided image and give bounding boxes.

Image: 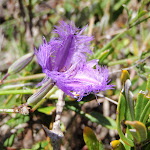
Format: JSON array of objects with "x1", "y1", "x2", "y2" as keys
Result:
[
  {"x1": 0, "y1": 103, "x2": 30, "y2": 115},
  {"x1": 43, "y1": 91, "x2": 65, "y2": 150}
]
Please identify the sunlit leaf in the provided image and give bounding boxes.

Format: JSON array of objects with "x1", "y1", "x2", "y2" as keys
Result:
[
  {"x1": 38, "y1": 106, "x2": 56, "y2": 115},
  {"x1": 117, "y1": 93, "x2": 134, "y2": 147},
  {"x1": 135, "y1": 91, "x2": 149, "y2": 121},
  {"x1": 83, "y1": 126, "x2": 103, "y2": 150},
  {"x1": 126, "y1": 121, "x2": 147, "y2": 143},
  {"x1": 139, "y1": 100, "x2": 150, "y2": 123}
]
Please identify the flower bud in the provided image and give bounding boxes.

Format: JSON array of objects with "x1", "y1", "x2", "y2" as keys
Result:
[
  {"x1": 110, "y1": 140, "x2": 125, "y2": 150},
  {"x1": 0, "y1": 53, "x2": 34, "y2": 85},
  {"x1": 8, "y1": 53, "x2": 34, "y2": 74},
  {"x1": 27, "y1": 79, "x2": 54, "y2": 106},
  {"x1": 121, "y1": 70, "x2": 130, "y2": 85}
]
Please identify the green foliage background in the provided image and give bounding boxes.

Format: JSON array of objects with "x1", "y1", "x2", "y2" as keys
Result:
[{"x1": 0, "y1": 0, "x2": 150, "y2": 149}]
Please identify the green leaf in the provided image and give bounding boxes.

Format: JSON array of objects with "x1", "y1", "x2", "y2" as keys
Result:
[
  {"x1": 124, "y1": 79, "x2": 134, "y2": 121},
  {"x1": 121, "y1": 80, "x2": 135, "y2": 144},
  {"x1": 123, "y1": 4, "x2": 132, "y2": 21},
  {"x1": 6, "y1": 114, "x2": 29, "y2": 128},
  {"x1": 129, "y1": 9, "x2": 147, "y2": 26},
  {"x1": 138, "y1": 10, "x2": 147, "y2": 18},
  {"x1": 94, "y1": 31, "x2": 126, "y2": 59},
  {"x1": 139, "y1": 0, "x2": 150, "y2": 12},
  {"x1": 85, "y1": 112, "x2": 117, "y2": 129},
  {"x1": 4, "y1": 134, "x2": 15, "y2": 147},
  {"x1": 135, "y1": 91, "x2": 144, "y2": 120},
  {"x1": 128, "y1": 129, "x2": 139, "y2": 142},
  {"x1": 147, "y1": 74, "x2": 150, "y2": 93},
  {"x1": 135, "y1": 91, "x2": 149, "y2": 120},
  {"x1": 98, "y1": 48, "x2": 113, "y2": 63},
  {"x1": 139, "y1": 100, "x2": 150, "y2": 123},
  {"x1": 83, "y1": 126, "x2": 103, "y2": 150},
  {"x1": 37, "y1": 106, "x2": 56, "y2": 115},
  {"x1": 117, "y1": 93, "x2": 134, "y2": 147},
  {"x1": 66, "y1": 105, "x2": 117, "y2": 129},
  {"x1": 31, "y1": 140, "x2": 49, "y2": 150},
  {"x1": 113, "y1": 0, "x2": 129, "y2": 11},
  {"x1": 126, "y1": 121, "x2": 147, "y2": 143}
]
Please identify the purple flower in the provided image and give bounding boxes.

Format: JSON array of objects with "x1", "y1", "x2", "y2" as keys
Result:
[
  {"x1": 35, "y1": 21, "x2": 93, "y2": 81},
  {"x1": 35, "y1": 21, "x2": 113, "y2": 101},
  {"x1": 56, "y1": 60, "x2": 113, "y2": 101}
]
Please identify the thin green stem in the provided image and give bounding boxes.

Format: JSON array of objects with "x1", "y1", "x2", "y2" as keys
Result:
[
  {"x1": 0, "y1": 89, "x2": 35, "y2": 95},
  {"x1": 108, "y1": 52, "x2": 150, "y2": 66},
  {"x1": 108, "y1": 56, "x2": 139, "y2": 66},
  {"x1": 130, "y1": 16, "x2": 150, "y2": 28},
  {"x1": 94, "y1": 13, "x2": 150, "y2": 60},
  {"x1": 2, "y1": 73, "x2": 45, "y2": 84},
  {"x1": 5, "y1": 94, "x2": 13, "y2": 105},
  {"x1": 94, "y1": 29, "x2": 127, "y2": 59}
]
